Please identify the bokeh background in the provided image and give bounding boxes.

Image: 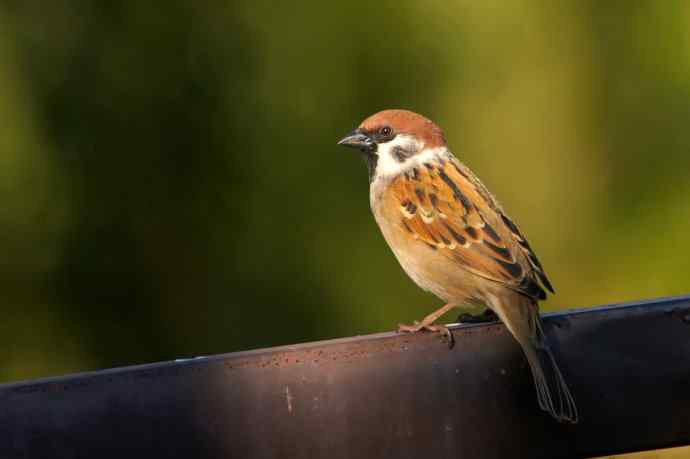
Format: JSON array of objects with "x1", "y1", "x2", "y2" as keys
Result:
[{"x1": 2, "y1": 1, "x2": 690, "y2": 384}]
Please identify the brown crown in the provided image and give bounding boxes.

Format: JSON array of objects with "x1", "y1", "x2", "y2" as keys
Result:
[{"x1": 359, "y1": 109, "x2": 447, "y2": 149}]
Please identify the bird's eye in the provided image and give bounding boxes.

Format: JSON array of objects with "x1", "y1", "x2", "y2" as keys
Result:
[{"x1": 380, "y1": 126, "x2": 392, "y2": 136}]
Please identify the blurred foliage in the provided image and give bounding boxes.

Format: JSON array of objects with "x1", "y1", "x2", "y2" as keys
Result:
[{"x1": 1, "y1": 0, "x2": 689, "y2": 384}]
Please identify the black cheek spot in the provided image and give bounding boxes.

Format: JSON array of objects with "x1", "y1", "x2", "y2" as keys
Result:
[{"x1": 392, "y1": 146, "x2": 407, "y2": 163}]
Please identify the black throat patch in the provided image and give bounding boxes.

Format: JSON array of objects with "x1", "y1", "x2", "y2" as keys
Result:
[{"x1": 363, "y1": 151, "x2": 378, "y2": 183}]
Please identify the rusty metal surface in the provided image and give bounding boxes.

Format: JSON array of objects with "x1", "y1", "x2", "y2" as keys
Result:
[{"x1": 1, "y1": 295, "x2": 690, "y2": 458}]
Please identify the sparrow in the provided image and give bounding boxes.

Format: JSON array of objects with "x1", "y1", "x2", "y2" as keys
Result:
[{"x1": 338, "y1": 109, "x2": 578, "y2": 423}]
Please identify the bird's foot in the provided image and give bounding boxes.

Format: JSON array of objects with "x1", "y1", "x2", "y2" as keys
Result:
[
  {"x1": 455, "y1": 308, "x2": 497, "y2": 324},
  {"x1": 397, "y1": 321, "x2": 454, "y2": 348}
]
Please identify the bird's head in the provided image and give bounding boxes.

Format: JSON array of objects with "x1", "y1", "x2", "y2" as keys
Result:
[{"x1": 338, "y1": 109, "x2": 447, "y2": 182}]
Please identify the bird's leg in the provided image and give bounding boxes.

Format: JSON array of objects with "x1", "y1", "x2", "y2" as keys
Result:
[{"x1": 398, "y1": 303, "x2": 457, "y2": 347}]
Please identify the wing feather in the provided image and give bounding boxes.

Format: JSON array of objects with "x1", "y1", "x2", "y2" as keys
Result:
[{"x1": 388, "y1": 157, "x2": 554, "y2": 300}]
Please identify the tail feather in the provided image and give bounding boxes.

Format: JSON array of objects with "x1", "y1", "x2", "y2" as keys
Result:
[
  {"x1": 524, "y1": 315, "x2": 578, "y2": 423},
  {"x1": 490, "y1": 294, "x2": 578, "y2": 423}
]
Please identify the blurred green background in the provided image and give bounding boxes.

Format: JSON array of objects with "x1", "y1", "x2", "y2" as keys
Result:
[{"x1": 1, "y1": 1, "x2": 690, "y2": 383}]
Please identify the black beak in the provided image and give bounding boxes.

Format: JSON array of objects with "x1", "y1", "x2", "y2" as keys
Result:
[{"x1": 337, "y1": 128, "x2": 375, "y2": 152}]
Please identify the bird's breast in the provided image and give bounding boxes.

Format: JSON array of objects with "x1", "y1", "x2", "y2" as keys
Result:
[{"x1": 369, "y1": 180, "x2": 482, "y2": 304}]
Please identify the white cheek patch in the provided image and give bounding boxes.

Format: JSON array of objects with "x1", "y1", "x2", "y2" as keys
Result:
[
  {"x1": 374, "y1": 136, "x2": 447, "y2": 180},
  {"x1": 374, "y1": 135, "x2": 420, "y2": 178}
]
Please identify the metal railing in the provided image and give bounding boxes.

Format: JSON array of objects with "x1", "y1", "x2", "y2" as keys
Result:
[{"x1": 1, "y1": 295, "x2": 689, "y2": 458}]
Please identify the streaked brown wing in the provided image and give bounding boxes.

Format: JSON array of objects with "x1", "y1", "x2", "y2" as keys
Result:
[{"x1": 387, "y1": 156, "x2": 553, "y2": 301}]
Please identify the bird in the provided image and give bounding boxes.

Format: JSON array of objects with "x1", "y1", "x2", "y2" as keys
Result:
[{"x1": 337, "y1": 109, "x2": 578, "y2": 423}]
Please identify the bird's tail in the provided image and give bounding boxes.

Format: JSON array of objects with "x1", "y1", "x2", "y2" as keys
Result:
[{"x1": 491, "y1": 295, "x2": 578, "y2": 423}]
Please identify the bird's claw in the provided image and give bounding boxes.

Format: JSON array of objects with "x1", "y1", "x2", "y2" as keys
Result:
[{"x1": 397, "y1": 322, "x2": 455, "y2": 349}]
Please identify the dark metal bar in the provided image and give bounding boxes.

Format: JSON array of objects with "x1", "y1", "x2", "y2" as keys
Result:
[{"x1": 1, "y1": 296, "x2": 690, "y2": 458}]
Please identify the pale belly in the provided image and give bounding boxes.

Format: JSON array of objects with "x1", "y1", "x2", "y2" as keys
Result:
[{"x1": 371, "y1": 199, "x2": 484, "y2": 306}]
